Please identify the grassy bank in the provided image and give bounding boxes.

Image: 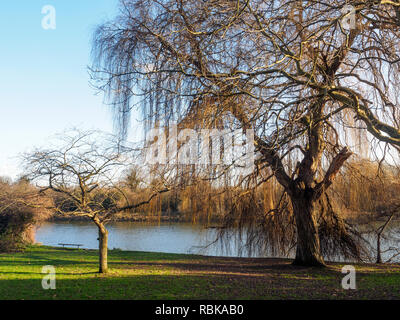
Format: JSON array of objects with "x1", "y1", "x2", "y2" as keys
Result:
[{"x1": 1, "y1": 245, "x2": 400, "y2": 299}]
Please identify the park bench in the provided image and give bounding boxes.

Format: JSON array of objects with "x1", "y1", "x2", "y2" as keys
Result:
[{"x1": 58, "y1": 243, "x2": 84, "y2": 249}]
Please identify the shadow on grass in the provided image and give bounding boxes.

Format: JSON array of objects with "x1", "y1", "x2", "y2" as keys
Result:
[
  {"x1": 111, "y1": 256, "x2": 345, "y2": 279},
  {"x1": 0, "y1": 271, "x2": 99, "y2": 276},
  {"x1": 0, "y1": 273, "x2": 240, "y2": 300},
  {"x1": 2, "y1": 246, "x2": 400, "y2": 300},
  {"x1": 2, "y1": 247, "x2": 390, "y2": 279},
  {"x1": 0, "y1": 269, "x2": 398, "y2": 300}
]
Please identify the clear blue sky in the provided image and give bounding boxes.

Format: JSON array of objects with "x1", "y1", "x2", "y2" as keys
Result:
[{"x1": 0, "y1": 0, "x2": 140, "y2": 179}]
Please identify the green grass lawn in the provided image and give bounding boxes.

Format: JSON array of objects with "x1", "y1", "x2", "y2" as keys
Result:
[{"x1": 1, "y1": 245, "x2": 400, "y2": 299}]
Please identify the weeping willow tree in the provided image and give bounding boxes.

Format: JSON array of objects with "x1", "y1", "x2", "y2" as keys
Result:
[{"x1": 91, "y1": 0, "x2": 400, "y2": 266}]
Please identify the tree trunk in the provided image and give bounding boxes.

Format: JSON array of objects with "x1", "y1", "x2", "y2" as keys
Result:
[
  {"x1": 376, "y1": 234, "x2": 382, "y2": 264},
  {"x1": 376, "y1": 213, "x2": 394, "y2": 264},
  {"x1": 98, "y1": 224, "x2": 108, "y2": 273},
  {"x1": 291, "y1": 192, "x2": 325, "y2": 267}
]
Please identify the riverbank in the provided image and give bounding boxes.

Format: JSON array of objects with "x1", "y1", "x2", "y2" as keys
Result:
[
  {"x1": 49, "y1": 213, "x2": 186, "y2": 223},
  {"x1": 1, "y1": 245, "x2": 400, "y2": 299},
  {"x1": 47, "y1": 210, "x2": 385, "y2": 224}
]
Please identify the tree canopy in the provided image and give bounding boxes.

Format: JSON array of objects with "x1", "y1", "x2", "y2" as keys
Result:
[{"x1": 91, "y1": 0, "x2": 400, "y2": 266}]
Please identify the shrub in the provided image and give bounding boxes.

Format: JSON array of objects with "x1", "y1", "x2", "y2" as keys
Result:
[{"x1": 0, "y1": 180, "x2": 50, "y2": 252}]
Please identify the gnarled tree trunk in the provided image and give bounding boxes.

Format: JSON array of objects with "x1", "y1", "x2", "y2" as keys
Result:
[
  {"x1": 291, "y1": 190, "x2": 325, "y2": 267},
  {"x1": 289, "y1": 147, "x2": 352, "y2": 267}
]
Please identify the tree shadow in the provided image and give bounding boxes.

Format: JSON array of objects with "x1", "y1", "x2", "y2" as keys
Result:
[{"x1": 0, "y1": 269, "x2": 397, "y2": 300}]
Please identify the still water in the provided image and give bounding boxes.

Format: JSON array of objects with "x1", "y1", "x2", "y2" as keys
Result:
[
  {"x1": 35, "y1": 221, "x2": 400, "y2": 261},
  {"x1": 35, "y1": 221, "x2": 254, "y2": 257}
]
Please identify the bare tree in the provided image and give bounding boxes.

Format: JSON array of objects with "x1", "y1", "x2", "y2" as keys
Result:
[
  {"x1": 23, "y1": 130, "x2": 170, "y2": 273},
  {"x1": 91, "y1": 0, "x2": 400, "y2": 266}
]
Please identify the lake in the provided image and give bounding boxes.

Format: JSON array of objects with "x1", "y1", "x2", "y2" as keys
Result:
[
  {"x1": 35, "y1": 221, "x2": 400, "y2": 261},
  {"x1": 35, "y1": 221, "x2": 258, "y2": 257}
]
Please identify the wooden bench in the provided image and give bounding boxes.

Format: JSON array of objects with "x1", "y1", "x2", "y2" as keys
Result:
[{"x1": 58, "y1": 243, "x2": 84, "y2": 249}]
